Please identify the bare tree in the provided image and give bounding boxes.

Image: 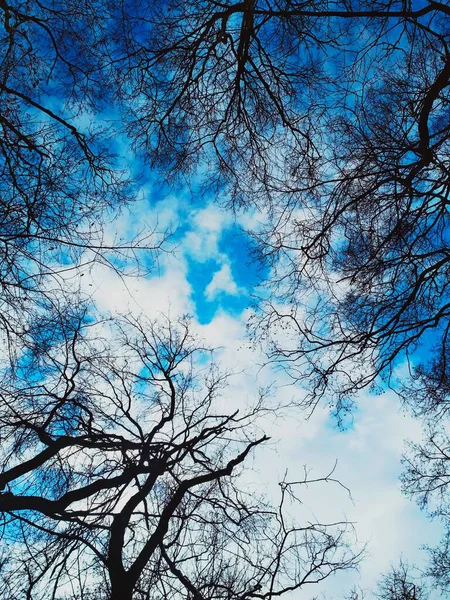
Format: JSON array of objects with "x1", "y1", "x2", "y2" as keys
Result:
[
  {"x1": 102, "y1": 0, "x2": 450, "y2": 416},
  {"x1": 110, "y1": 5, "x2": 450, "y2": 587},
  {"x1": 0, "y1": 313, "x2": 360, "y2": 599},
  {"x1": 121, "y1": 0, "x2": 448, "y2": 197},
  {"x1": 243, "y1": 0, "x2": 450, "y2": 414},
  {"x1": 0, "y1": 0, "x2": 165, "y2": 341},
  {"x1": 5, "y1": 0, "x2": 450, "y2": 413},
  {"x1": 400, "y1": 424, "x2": 450, "y2": 593},
  {"x1": 5, "y1": 2, "x2": 450, "y2": 596},
  {"x1": 376, "y1": 561, "x2": 427, "y2": 600}
]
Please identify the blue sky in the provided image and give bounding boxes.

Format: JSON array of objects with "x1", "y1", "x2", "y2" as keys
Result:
[
  {"x1": 186, "y1": 224, "x2": 265, "y2": 324},
  {"x1": 141, "y1": 172, "x2": 267, "y2": 324}
]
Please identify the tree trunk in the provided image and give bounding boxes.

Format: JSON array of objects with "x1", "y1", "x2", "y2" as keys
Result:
[{"x1": 110, "y1": 574, "x2": 133, "y2": 600}]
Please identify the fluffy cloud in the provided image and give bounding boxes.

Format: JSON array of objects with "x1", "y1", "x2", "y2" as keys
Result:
[
  {"x1": 204, "y1": 263, "x2": 243, "y2": 300},
  {"x1": 183, "y1": 204, "x2": 233, "y2": 263}
]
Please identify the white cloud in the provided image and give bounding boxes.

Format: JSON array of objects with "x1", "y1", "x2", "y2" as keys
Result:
[
  {"x1": 78, "y1": 245, "x2": 193, "y2": 319},
  {"x1": 183, "y1": 204, "x2": 233, "y2": 263},
  {"x1": 204, "y1": 263, "x2": 243, "y2": 300},
  {"x1": 194, "y1": 204, "x2": 232, "y2": 232}
]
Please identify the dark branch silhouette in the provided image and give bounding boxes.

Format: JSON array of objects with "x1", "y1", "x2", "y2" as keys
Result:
[{"x1": 0, "y1": 313, "x2": 360, "y2": 599}]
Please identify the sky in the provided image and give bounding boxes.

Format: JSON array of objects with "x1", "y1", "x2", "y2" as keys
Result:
[{"x1": 80, "y1": 183, "x2": 442, "y2": 599}]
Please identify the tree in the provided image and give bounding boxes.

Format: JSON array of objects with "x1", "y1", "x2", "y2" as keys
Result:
[
  {"x1": 112, "y1": 5, "x2": 450, "y2": 587},
  {"x1": 3, "y1": 1, "x2": 450, "y2": 596},
  {"x1": 400, "y1": 424, "x2": 450, "y2": 594},
  {"x1": 0, "y1": 313, "x2": 359, "y2": 599},
  {"x1": 376, "y1": 561, "x2": 427, "y2": 600},
  {"x1": 111, "y1": 0, "x2": 450, "y2": 415},
  {"x1": 0, "y1": 0, "x2": 164, "y2": 342},
  {"x1": 4, "y1": 0, "x2": 449, "y2": 413}
]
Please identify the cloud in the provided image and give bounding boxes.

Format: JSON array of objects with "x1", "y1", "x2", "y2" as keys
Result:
[
  {"x1": 183, "y1": 204, "x2": 233, "y2": 263},
  {"x1": 204, "y1": 263, "x2": 243, "y2": 300}
]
